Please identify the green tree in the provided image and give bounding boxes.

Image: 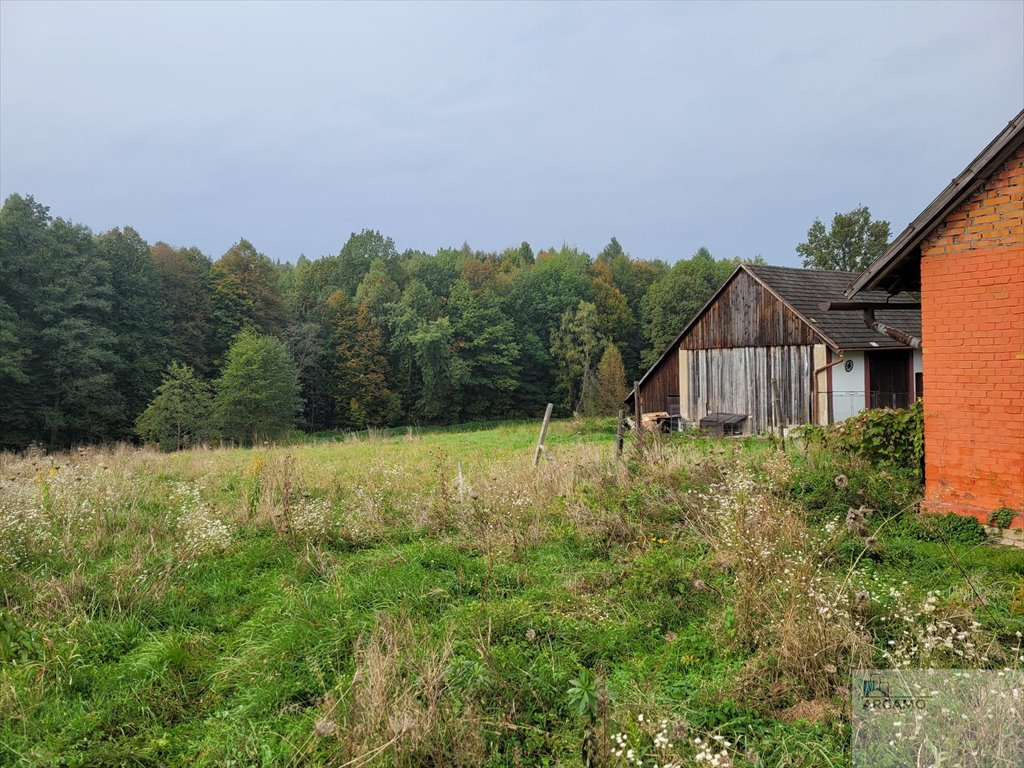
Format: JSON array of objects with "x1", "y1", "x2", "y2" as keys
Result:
[
  {"x1": 588, "y1": 343, "x2": 628, "y2": 416},
  {"x1": 214, "y1": 239, "x2": 290, "y2": 336},
  {"x1": 13, "y1": 212, "x2": 126, "y2": 447},
  {"x1": 152, "y1": 243, "x2": 216, "y2": 375},
  {"x1": 389, "y1": 280, "x2": 443, "y2": 418},
  {"x1": 797, "y1": 206, "x2": 891, "y2": 272},
  {"x1": 96, "y1": 227, "x2": 171, "y2": 433},
  {"x1": 136, "y1": 362, "x2": 214, "y2": 451},
  {"x1": 640, "y1": 248, "x2": 737, "y2": 368},
  {"x1": 354, "y1": 258, "x2": 401, "y2": 334},
  {"x1": 207, "y1": 269, "x2": 257, "y2": 368},
  {"x1": 506, "y1": 246, "x2": 594, "y2": 413},
  {"x1": 409, "y1": 317, "x2": 467, "y2": 421},
  {"x1": 448, "y1": 280, "x2": 520, "y2": 420},
  {"x1": 214, "y1": 331, "x2": 302, "y2": 444},
  {"x1": 404, "y1": 247, "x2": 461, "y2": 299},
  {"x1": 589, "y1": 261, "x2": 634, "y2": 348},
  {"x1": 594, "y1": 238, "x2": 666, "y2": 379},
  {"x1": 327, "y1": 229, "x2": 400, "y2": 299},
  {"x1": 550, "y1": 301, "x2": 604, "y2": 414}
]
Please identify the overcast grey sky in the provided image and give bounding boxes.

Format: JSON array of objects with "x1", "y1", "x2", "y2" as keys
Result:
[{"x1": 2, "y1": 1, "x2": 1022, "y2": 266}]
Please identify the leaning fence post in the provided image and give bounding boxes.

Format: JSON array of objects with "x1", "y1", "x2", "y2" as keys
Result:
[
  {"x1": 615, "y1": 409, "x2": 624, "y2": 459},
  {"x1": 771, "y1": 377, "x2": 786, "y2": 452},
  {"x1": 533, "y1": 403, "x2": 554, "y2": 467},
  {"x1": 633, "y1": 380, "x2": 645, "y2": 458}
]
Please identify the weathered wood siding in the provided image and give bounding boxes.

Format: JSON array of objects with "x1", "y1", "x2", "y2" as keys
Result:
[
  {"x1": 638, "y1": 351, "x2": 678, "y2": 414},
  {"x1": 686, "y1": 346, "x2": 813, "y2": 433},
  {"x1": 680, "y1": 270, "x2": 818, "y2": 350}
]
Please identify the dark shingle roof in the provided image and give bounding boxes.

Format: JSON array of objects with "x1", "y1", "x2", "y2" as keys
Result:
[{"x1": 745, "y1": 264, "x2": 921, "y2": 350}]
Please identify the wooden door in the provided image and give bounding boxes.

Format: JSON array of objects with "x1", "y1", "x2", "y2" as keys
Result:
[{"x1": 866, "y1": 350, "x2": 912, "y2": 409}]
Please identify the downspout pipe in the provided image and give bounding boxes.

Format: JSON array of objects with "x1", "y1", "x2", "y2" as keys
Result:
[
  {"x1": 812, "y1": 352, "x2": 846, "y2": 425},
  {"x1": 817, "y1": 301, "x2": 923, "y2": 348},
  {"x1": 862, "y1": 309, "x2": 922, "y2": 349}
]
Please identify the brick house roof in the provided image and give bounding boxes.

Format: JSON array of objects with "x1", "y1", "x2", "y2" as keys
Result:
[{"x1": 848, "y1": 109, "x2": 1024, "y2": 296}]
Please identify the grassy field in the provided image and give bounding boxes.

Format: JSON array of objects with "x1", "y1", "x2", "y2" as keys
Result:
[{"x1": 1, "y1": 420, "x2": 1022, "y2": 767}]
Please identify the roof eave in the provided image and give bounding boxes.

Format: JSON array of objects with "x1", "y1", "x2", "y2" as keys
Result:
[{"x1": 848, "y1": 109, "x2": 1024, "y2": 297}]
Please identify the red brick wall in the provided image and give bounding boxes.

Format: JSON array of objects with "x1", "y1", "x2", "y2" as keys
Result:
[{"x1": 919, "y1": 147, "x2": 1024, "y2": 526}]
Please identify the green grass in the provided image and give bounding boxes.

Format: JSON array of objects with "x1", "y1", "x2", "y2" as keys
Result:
[{"x1": 1, "y1": 419, "x2": 1021, "y2": 767}]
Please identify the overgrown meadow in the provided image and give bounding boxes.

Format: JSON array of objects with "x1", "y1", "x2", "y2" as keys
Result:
[{"x1": 2, "y1": 420, "x2": 1022, "y2": 767}]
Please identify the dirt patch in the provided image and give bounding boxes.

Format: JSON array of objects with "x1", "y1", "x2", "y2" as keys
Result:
[{"x1": 774, "y1": 699, "x2": 841, "y2": 725}]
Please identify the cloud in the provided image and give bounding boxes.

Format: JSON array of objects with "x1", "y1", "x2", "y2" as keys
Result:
[{"x1": 2, "y1": 0, "x2": 1021, "y2": 264}]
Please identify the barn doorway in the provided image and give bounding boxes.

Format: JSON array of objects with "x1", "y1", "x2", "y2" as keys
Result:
[{"x1": 866, "y1": 350, "x2": 912, "y2": 409}]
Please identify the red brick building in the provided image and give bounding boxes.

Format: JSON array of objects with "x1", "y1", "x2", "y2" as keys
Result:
[{"x1": 849, "y1": 110, "x2": 1023, "y2": 528}]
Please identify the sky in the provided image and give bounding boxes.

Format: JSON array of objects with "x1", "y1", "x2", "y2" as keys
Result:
[{"x1": 1, "y1": 1, "x2": 1022, "y2": 267}]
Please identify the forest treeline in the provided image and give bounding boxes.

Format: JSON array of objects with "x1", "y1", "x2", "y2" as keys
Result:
[{"x1": 0, "y1": 193, "x2": 752, "y2": 449}]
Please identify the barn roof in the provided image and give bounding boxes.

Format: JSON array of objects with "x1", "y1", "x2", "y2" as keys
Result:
[
  {"x1": 847, "y1": 109, "x2": 1024, "y2": 296},
  {"x1": 628, "y1": 264, "x2": 920, "y2": 400},
  {"x1": 744, "y1": 264, "x2": 921, "y2": 350}
]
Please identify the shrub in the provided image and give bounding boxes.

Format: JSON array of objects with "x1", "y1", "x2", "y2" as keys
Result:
[
  {"x1": 816, "y1": 400, "x2": 924, "y2": 478},
  {"x1": 988, "y1": 507, "x2": 1019, "y2": 529},
  {"x1": 910, "y1": 512, "x2": 988, "y2": 544}
]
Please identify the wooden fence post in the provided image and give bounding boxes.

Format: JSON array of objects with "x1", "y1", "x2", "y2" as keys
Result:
[
  {"x1": 533, "y1": 403, "x2": 554, "y2": 467},
  {"x1": 615, "y1": 409, "x2": 624, "y2": 459},
  {"x1": 633, "y1": 381, "x2": 645, "y2": 458}
]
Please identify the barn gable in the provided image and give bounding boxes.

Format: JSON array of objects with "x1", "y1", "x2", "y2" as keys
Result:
[{"x1": 679, "y1": 267, "x2": 819, "y2": 350}]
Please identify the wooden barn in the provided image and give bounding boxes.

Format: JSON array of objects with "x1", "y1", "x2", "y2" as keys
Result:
[{"x1": 627, "y1": 264, "x2": 922, "y2": 434}]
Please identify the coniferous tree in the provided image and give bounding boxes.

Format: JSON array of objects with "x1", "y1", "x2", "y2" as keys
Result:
[
  {"x1": 340, "y1": 305, "x2": 401, "y2": 428},
  {"x1": 34, "y1": 218, "x2": 124, "y2": 446},
  {"x1": 0, "y1": 194, "x2": 50, "y2": 446},
  {"x1": 136, "y1": 362, "x2": 214, "y2": 451},
  {"x1": 152, "y1": 243, "x2": 216, "y2": 375},
  {"x1": 588, "y1": 343, "x2": 628, "y2": 416},
  {"x1": 97, "y1": 227, "x2": 171, "y2": 433},
  {"x1": 324, "y1": 291, "x2": 359, "y2": 429}
]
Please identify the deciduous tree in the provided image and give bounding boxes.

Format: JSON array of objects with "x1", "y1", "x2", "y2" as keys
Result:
[
  {"x1": 214, "y1": 331, "x2": 302, "y2": 444},
  {"x1": 797, "y1": 206, "x2": 890, "y2": 272},
  {"x1": 550, "y1": 300, "x2": 603, "y2": 414},
  {"x1": 640, "y1": 248, "x2": 737, "y2": 368}
]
